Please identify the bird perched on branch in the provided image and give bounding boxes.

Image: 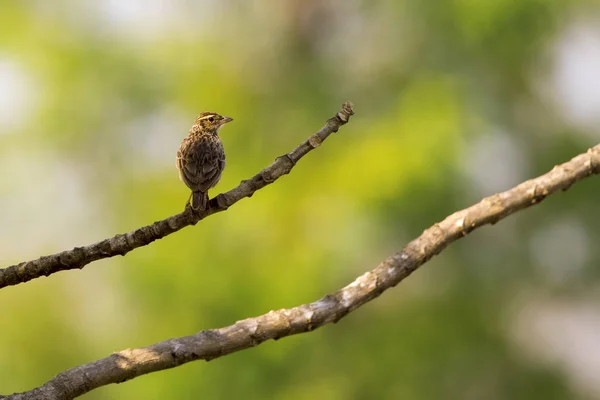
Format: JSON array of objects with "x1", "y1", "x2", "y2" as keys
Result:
[{"x1": 176, "y1": 112, "x2": 233, "y2": 211}]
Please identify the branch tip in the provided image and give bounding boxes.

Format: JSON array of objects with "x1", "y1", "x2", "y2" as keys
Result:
[{"x1": 334, "y1": 101, "x2": 354, "y2": 123}]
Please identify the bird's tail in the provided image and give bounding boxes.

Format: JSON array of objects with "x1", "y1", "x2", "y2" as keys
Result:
[{"x1": 191, "y1": 191, "x2": 208, "y2": 211}]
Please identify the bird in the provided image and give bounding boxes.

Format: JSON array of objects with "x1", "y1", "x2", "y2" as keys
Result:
[{"x1": 176, "y1": 112, "x2": 233, "y2": 211}]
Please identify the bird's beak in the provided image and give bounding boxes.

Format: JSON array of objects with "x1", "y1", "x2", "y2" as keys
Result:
[{"x1": 221, "y1": 116, "x2": 233, "y2": 124}]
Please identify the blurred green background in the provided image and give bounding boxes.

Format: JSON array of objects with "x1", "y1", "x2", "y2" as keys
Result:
[{"x1": 1, "y1": 0, "x2": 600, "y2": 399}]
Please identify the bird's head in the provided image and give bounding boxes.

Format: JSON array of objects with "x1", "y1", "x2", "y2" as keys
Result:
[{"x1": 193, "y1": 112, "x2": 233, "y2": 134}]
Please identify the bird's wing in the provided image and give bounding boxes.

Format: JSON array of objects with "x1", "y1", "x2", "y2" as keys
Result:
[
  {"x1": 177, "y1": 136, "x2": 224, "y2": 192},
  {"x1": 176, "y1": 144, "x2": 187, "y2": 182}
]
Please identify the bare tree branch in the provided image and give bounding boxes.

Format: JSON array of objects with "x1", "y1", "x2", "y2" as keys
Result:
[
  {"x1": 0, "y1": 102, "x2": 355, "y2": 290},
  {"x1": 4, "y1": 144, "x2": 599, "y2": 400}
]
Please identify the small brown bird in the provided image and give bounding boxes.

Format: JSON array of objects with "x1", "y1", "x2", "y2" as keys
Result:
[{"x1": 176, "y1": 112, "x2": 232, "y2": 211}]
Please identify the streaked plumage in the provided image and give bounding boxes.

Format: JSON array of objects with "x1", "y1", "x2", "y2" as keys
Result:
[{"x1": 176, "y1": 112, "x2": 232, "y2": 211}]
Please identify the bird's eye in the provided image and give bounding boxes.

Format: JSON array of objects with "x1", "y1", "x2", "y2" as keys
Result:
[{"x1": 208, "y1": 117, "x2": 214, "y2": 122}]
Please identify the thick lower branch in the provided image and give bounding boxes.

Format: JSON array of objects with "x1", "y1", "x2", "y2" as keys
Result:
[
  {"x1": 0, "y1": 102, "x2": 355, "y2": 289},
  {"x1": 5, "y1": 144, "x2": 599, "y2": 400}
]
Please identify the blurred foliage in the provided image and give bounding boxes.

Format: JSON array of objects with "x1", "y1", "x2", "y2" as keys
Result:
[{"x1": 1, "y1": 0, "x2": 599, "y2": 399}]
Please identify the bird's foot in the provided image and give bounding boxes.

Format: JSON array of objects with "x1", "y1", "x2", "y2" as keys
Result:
[{"x1": 186, "y1": 202, "x2": 203, "y2": 215}]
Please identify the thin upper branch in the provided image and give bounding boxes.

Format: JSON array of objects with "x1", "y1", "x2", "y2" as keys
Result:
[
  {"x1": 5, "y1": 144, "x2": 599, "y2": 400},
  {"x1": 0, "y1": 102, "x2": 355, "y2": 289}
]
